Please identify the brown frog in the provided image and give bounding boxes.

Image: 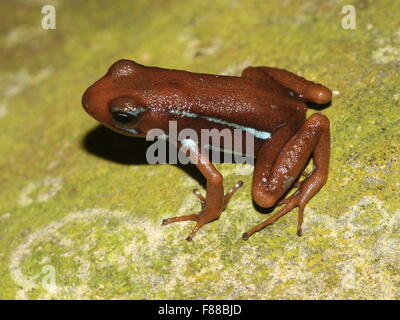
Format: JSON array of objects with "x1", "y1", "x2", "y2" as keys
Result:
[{"x1": 82, "y1": 60, "x2": 331, "y2": 241}]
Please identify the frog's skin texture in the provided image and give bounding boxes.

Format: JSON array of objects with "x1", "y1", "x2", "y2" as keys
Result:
[{"x1": 82, "y1": 60, "x2": 332, "y2": 241}]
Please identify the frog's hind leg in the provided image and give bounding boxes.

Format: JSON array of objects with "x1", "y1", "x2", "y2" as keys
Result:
[
  {"x1": 243, "y1": 66, "x2": 332, "y2": 105},
  {"x1": 245, "y1": 113, "x2": 330, "y2": 239}
]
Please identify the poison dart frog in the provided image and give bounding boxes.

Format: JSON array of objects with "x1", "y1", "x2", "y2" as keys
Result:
[{"x1": 82, "y1": 60, "x2": 332, "y2": 241}]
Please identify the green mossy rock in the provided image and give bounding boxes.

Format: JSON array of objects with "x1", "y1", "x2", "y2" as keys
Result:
[{"x1": 0, "y1": 0, "x2": 399, "y2": 299}]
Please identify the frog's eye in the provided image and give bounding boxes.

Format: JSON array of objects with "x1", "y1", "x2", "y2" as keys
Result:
[
  {"x1": 111, "y1": 111, "x2": 136, "y2": 125},
  {"x1": 109, "y1": 96, "x2": 147, "y2": 130},
  {"x1": 111, "y1": 107, "x2": 146, "y2": 130}
]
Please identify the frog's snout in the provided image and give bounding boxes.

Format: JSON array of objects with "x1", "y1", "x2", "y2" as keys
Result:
[
  {"x1": 82, "y1": 82, "x2": 114, "y2": 127},
  {"x1": 82, "y1": 91, "x2": 89, "y2": 110},
  {"x1": 82, "y1": 86, "x2": 98, "y2": 120},
  {"x1": 82, "y1": 87, "x2": 91, "y2": 112},
  {"x1": 82, "y1": 86, "x2": 103, "y2": 124}
]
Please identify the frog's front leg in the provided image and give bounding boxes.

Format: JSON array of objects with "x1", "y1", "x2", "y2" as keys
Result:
[
  {"x1": 162, "y1": 142, "x2": 243, "y2": 241},
  {"x1": 244, "y1": 113, "x2": 330, "y2": 239}
]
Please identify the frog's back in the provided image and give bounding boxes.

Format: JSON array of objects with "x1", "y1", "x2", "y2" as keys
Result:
[
  {"x1": 116, "y1": 60, "x2": 306, "y2": 132},
  {"x1": 148, "y1": 65, "x2": 306, "y2": 127}
]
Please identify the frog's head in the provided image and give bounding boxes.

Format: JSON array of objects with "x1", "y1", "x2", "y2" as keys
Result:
[{"x1": 82, "y1": 59, "x2": 149, "y2": 137}]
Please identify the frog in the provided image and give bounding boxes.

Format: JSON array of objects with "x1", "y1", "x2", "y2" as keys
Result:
[{"x1": 82, "y1": 59, "x2": 332, "y2": 241}]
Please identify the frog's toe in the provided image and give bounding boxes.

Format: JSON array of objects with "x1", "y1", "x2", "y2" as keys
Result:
[
  {"x1": 193, "y1": 189, "x2": 206, "y2": 209},
  {"x1": 222, "y1": 181, "x2": 243, "y2": 210},
  {"x1": 161, "y1": 213, "x2": 198, "y2": 226}
]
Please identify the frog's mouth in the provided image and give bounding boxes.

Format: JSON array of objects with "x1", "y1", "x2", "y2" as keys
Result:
[{"x1": 112, "y1": 124, "x2": 139, "y2": 135}]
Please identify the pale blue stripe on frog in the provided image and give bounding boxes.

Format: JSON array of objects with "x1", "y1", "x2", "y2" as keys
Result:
[{"x1": 168, "y1": 110, "x2": 271, "y2": 140}]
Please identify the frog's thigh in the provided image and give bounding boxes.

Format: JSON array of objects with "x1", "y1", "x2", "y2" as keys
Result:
[
  {"x1": 252, "y1": 113, "x2": 330, "y2": 208},
  {"x1": 251, "y1": 125, "x2": 296, "y2": 201},
  {"x1": 243, "y1": 66, "x2": 332, "y2": 104}
]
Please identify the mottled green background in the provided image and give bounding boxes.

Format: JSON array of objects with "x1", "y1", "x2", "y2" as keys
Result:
[{"x1": 0, "y1": 0, "x2": 399, "y2": 299}]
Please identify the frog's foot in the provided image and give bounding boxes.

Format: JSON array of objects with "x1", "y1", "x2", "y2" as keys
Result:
[
  {"x1": 242, "y1": 192, "x2": 305, "y2": 240},
  {"x1": 162, "y1": 181, "x2": 243, "y2": 241}
]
